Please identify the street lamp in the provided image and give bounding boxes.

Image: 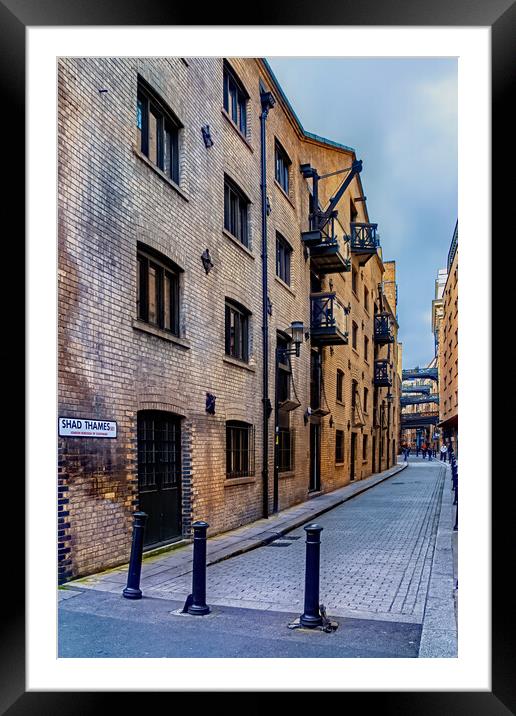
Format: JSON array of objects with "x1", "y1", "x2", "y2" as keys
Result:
[{"x1": 277, "y1": 320, "x2": 305, "y2": 361}]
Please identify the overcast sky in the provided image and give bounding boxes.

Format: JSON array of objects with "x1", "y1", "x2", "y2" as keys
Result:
[{"x1": 266, "y1": 57, "x2": 457, "y2": 369}]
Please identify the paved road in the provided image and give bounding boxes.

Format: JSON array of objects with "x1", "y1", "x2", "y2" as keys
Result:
[
  {"x1": 59, "y1": 459, "x2": 454, "y2": 657},
  {"x1": 58, "y1": 589, "x2": 421, "y2": 658},
  {"x1": 145, "y1": 460, "x2": 446, "y2": 624}
]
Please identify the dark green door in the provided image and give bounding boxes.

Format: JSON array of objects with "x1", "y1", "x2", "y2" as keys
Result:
[{"x1": 137, "y1": 411, "x2": 182, "y2": 547}]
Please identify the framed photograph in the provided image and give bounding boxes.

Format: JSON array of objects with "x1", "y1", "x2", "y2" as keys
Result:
[{"x1": 8, "y1": 0, "x2": 509, "y2": 710}]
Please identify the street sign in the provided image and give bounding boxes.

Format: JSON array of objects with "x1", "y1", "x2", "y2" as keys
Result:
[{"x1": 59, "y1": 417, "x2": 117, "y2": 438}]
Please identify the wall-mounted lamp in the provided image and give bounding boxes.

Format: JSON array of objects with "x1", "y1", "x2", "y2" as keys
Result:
[
  {"x1": 276, "y1": 321, "x2": 305, "y2": 362},
  {"x1": 201, "y1": 249, "x2": 214, "y2": 274}
]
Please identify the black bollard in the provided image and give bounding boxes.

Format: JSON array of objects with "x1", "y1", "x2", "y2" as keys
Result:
[
  {"x1": 187, "y1": 521, "x2": 211, "y2": 615},
  {"x1": 123, "y1": 511, "x2": 148, "y2": 600},
  {"x1": 300, "y1": 524, "x2": 324, "y2": 628}
]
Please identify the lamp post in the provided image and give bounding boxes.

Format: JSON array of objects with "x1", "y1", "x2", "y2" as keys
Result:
[{"x1": 274, "y1": 321, "x2": 304, "y2": 514}]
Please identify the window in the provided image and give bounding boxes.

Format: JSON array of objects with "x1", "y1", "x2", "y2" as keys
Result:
[
  {"x1": 276, "y1": 233, "x2": 292, "y2": 285},
  {"x1": 336, "y1": 369, "x2": 344, "y2": 403},
  {"x1": 137, "y1": 79, "x2": 180, "y2": 184},
  {"x1": 278, "y1": 428, "x2": 295, "y2": 472},
  {"x1": 363, "y1": 387, "x2": 369, "y2": 413},
  {"x1": 364, "y1": 335, "x2": 369, "y2": 362},
  {"x1": 335, "y1": 430, "x2": 345, "y2": 463},
  {"x1": 352, "y1": 266, "x2": 358, "y2": 295},
  {"x1": 225, "y1": 299, "x2": 250, "y2": 362},
  {"x1": 362, "y1": 435, "x2": 368, "y2": 460},
  {"x1": 352, "y1": 322, "x2": 358, "y2": 350},
  {"x1": 223, "y1": 62, "x2": 248, "y2": 136},
  {"x1": 364, "y1": 287, "x2": 369, "y2": 312},
  {"x1": 137, "y1": 246, "x2": 180, "y2": 334},
  {"x1": 275, "y1": 140, "x2": 291, "y2": 194},
  {"x1": 224, "y1": 176, "x2": 249, "y2": 247},
  {"x1": 351, "y1": 380, "x2": 358, "y2": 409},
  {"x1": 226, "y1": 421, "x2": 255, "y2": 478}
]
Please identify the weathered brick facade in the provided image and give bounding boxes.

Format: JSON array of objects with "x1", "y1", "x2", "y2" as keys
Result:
[{"x1": 58, "y1": 57, "x2": 402, "y2": 581}]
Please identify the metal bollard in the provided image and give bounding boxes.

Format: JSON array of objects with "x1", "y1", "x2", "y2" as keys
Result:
[
  {"x1": 187, "y1": 521, "x2": 211, "y2": 615},
  {"x1": 300, "y1": 524, "x2": 324, "y2": 628},
  {"x1": 123, "y1": 511, "x2": 148, "y2": 600}
]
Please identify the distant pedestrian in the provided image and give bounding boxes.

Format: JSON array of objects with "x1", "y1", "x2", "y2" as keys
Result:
[
  {"x1": 440, "y1": 444, "x2": 448, "y2": 461},
  {"x1": 428, "y1": 444, "x2": 433, "y2": 461},
  {"x1": 415, "y1": 443, "x2": 420, "y2": 457},
  {"x1": 422, "y1": 442, "x2": 427, "y2": 459},
  {"x1": 402, "y1": 443, "x2": 409, "y2": 461},
  {"x1": 448, "y1": 443, "x2": 454, "y2": 463}
]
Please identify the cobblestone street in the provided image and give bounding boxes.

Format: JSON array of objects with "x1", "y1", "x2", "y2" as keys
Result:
[{"x1": 145, "y1": 459, "x2": 446, "y2": 623}]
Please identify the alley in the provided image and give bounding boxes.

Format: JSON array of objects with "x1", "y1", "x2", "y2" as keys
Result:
[
  {"x1": 59, "y1": 459, "x2": 456, "y2": 658},
  {"x1": 145, "y1": 459, "x2": 445, "y2": 622}
]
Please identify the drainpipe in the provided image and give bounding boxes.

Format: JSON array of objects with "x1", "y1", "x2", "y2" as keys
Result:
[{"x1": 259, "y1": 86, "x2": 275, "y2": 519}]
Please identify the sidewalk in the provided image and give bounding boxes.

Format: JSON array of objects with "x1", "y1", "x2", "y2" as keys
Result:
[
  {"x1": 63, "y1": 461, "x2": 408, "y2": 596},
  {"x1": 418, "y1": 459, "x2": 458, "y2": 657}
]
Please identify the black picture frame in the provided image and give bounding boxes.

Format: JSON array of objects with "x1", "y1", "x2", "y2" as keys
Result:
[{"x1": 6, "y1": 0, "x2": 511, "y2": 711}]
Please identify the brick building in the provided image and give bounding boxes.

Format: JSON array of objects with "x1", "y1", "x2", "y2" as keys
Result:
[
  {"x1": 437, "y1": 222, "x2": 458, "y2": 454},
  {"x1": 58, "y1": 57, "x2": 402, "y2": 582}
]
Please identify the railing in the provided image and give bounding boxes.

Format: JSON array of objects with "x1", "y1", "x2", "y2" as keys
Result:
[
  {"x1": 400, "y1": 395, "x2": 439, "y2": 407},
  {"x1": 374, "y1": 359, "x2": 392, "y2": 386},
  {"x1": 402, "y1": 367, "x2": 438, "y2": 382},
  {"x1": 310, "y1": 292, "x2": 349, "y2": 341},
  {"x1": 402, "y1": 386, "x2": 430, "y2": 395},
  {"x1": 401, "y1": 411, "x2": 439, "y2": 427},
  {"x1": 374, "y1": 313, "x2": 394, "y2": 343},
  {"x1": 349, "y1": 222, "x2": 380, "y2": 252}
]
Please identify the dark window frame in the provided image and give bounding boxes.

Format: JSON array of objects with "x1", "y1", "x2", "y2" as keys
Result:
[
  {"x1": 224, "y1": 175, "x2": 250, "y2": 247},
  {"x1": 362, "y1": 434, "x2": 368, "y2": 460},
  {"x1": 137, "y1": 244, "x2": 181, "y2": 335},
  {"x1": 276, "y1": 232, "x2": 292, "y2": 285},
  {"x1": 275, "y1": 139, "x2": 291, "y2": 194},
  {"x1": 137, "y1": 78, "x2": 181, "y2": 184},
  {"x1": 223, "y1": 61, "x2": 249, "y2": 137},
  {"x1": 335, "y1": 430, "x2": 345, "y2": 464},
  {"x1": 226, "y1": 421, "x2": 255, "y2": 478},
  {"x1": 352, "y1": 321, "x2": 358, "y2": 350},
  {"x1": 225, "y1": 299, "x2": 250, "y2": 362},
  {"x1": 336, "y1": 369, "x2": 344, "y2": 403}
]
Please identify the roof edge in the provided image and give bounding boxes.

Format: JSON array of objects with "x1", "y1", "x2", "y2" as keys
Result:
[{"x1": 260, "y1": 58, "x2": 355, "y2": 155}]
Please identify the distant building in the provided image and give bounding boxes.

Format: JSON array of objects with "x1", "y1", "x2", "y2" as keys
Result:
[{"x1": 437, "y1": 222, "x2": 458, "y2": 454}]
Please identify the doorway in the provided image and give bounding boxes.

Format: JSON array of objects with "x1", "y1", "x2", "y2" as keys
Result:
[
  {"x1": 309, "y1": 423, "x2": 321, "y2": 492},
  {"x1": 350, "y1": 432, "x2": 357, "y2": 481},
  {"x1": 137, "y1": 411, "x2": 182, "y2": 547}
]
